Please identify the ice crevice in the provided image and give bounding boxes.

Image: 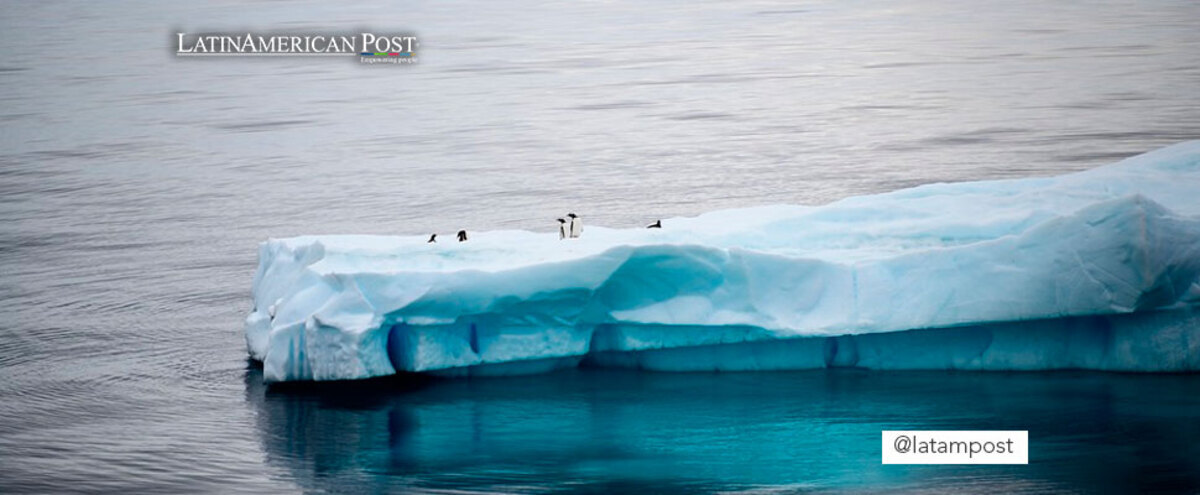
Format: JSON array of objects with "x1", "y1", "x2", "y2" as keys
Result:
[{"x1": 246, "y1": 142, "x2": 1200, "y2": 382}]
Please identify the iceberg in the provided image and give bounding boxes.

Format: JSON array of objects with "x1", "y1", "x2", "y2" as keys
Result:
[{"x1": 245, "y1": 142, "x2": 1200, "y2": 382}]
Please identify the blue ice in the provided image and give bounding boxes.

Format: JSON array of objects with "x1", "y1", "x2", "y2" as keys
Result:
[{"x1": 246, "y1": 142, "x2": 1200, "y2": 382}]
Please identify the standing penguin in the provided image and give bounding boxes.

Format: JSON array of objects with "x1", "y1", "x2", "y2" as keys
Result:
[
  {"x1": 567, "y1": 213, "x2": 582, "y2": 239},
  {"x1": 427, "y1": 234, "x2": 437, "y2": 243},
  {"x1": 647, "y1": 220, "x2": 661, "y2": 229},
  {"x1": 457, "y1": 230, "x2": 468, "y2": 242},
  {"x1": 557, "y1": 218, "x2": 567, "y2": 240}
]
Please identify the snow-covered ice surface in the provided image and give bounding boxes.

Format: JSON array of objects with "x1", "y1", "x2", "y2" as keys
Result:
[{"x1": 246, "y1": 142, "x2": 1200, "y2": 382}]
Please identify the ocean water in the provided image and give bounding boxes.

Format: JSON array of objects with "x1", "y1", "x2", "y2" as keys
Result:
[{"x1": 1, "y1": 0, "x2": 1199, "y2": 493}]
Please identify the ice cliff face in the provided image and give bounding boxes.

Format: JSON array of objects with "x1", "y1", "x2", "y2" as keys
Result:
[{"x1": 246, "y1": 142, "x2": 1200, "y2": 382}]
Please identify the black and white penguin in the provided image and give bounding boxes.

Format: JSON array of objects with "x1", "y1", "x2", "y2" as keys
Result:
[
  {"x1": 567, "y1": 213, "x2": 582, "y2": 238},
  {"x1": 647, "y1": 220, "x2": 661, "y2": 229},
  {"x1": 427, "y1": 234, "x2": 437, "y2": 243},
  {"x1": 557, "y1": 218, "x2": 567, "y2": 240},
  {"x1": 457, "y1": 230, "x2": 468, "y2": 242}
]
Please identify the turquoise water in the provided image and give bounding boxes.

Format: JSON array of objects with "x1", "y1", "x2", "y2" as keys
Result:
[{"x1": 248, "y1": 369, "x2": 1200, "y2": 493}]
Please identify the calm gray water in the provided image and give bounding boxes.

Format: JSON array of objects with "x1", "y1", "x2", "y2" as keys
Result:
[{"x1": 2, "y1": 0, "x2": 1199, "y2": 492}]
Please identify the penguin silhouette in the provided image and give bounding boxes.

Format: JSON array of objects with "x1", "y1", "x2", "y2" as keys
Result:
[
  {"x1": 647, "y1": 220, "x2": 661, "y2": 229},
  {"x1": 557, "y1": 218, "x2": 567, "y2": 240},
  {"x1": 457, "y1": 230, "x2": 468, "y2": 242},
  {"x1": 567, "y1": 213, "x2": 582, "y2": 238},
  {"x1": 427, "y1": 234, "x2": 437, "y2": 243}
]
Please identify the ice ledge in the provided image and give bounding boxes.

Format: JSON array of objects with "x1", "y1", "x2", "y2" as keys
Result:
[{"x1": 245, "y1": 141, "x2": 1200, "y2": 382}]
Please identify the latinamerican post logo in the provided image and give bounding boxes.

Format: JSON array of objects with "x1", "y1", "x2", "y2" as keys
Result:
[{"x1": 175, "y1": 32, "x2": 419, "y2": 64}]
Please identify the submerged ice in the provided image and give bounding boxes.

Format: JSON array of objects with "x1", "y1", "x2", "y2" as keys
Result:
[{"x1": 246, "y1": 142, "x2": 1200, "y2": 382}]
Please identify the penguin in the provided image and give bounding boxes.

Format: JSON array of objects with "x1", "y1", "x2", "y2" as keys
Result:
[
  {"x1": 567, "y1": 213, "x2": 582, "y2": 239},
  {"x1": 647, "y1": 220, "x2": 662, "y2": 229},
  {"x1": 457, "y1": 230, "x2": 468, "y2": 242},
  {"x1": 427, "y1": 234, "x2": 437, "y2": 243},
  {"x1": 557, "y1": 218, "x2": 567, "y2": 240}
]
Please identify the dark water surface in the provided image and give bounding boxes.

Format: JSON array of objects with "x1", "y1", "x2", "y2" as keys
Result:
[
  {"x1": 248, "y1": 370, "x2": 1200, "y2": 494},
  {"x1": 2, "y1": 0, "x2": 1200, "y2": 492}
]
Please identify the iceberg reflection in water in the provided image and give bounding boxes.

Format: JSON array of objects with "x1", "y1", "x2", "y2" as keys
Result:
[{"x1": 247, "y1": 368, "x2": 1200, "y2": 493}]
